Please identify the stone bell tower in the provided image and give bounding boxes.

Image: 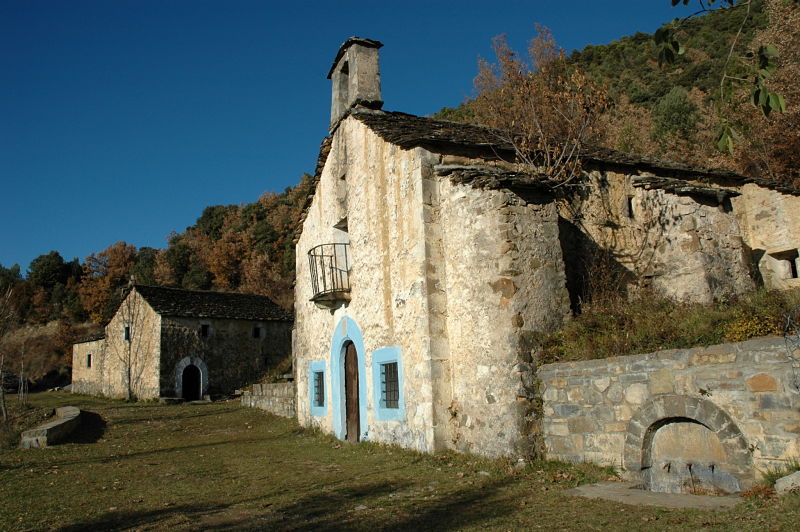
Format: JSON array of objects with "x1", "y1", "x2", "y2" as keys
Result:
[{"x1": 327, "y1": 37, "x2": 383, "y2": 130}]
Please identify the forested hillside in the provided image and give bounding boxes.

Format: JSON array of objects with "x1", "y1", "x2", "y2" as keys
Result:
[
  {"x1": 0, "y1": 174, "x2": 314, "y2": 386},
  {"x1": 435, "y1": 0, "x2": 799, "y2": 186}
]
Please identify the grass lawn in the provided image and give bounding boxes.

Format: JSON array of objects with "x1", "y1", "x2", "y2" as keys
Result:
[{"x1": 0, "y1": 392, "x2": 798, "y2": 531}]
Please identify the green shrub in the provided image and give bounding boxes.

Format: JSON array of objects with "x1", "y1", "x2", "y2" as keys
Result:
[
  {"x1": 760, "y1": 458, "x2": 800, "y2": 488},
  {"x1": 539, "y1": 288, "x2": 800, "y2": 364}
]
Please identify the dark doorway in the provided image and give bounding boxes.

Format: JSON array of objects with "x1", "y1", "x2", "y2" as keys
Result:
[
  {"x1": 344, "y1": 342, "x2": 360, "y2": 442},
  {"x1": 182, "y1": 364, "x2": 201, "y2": 401}
]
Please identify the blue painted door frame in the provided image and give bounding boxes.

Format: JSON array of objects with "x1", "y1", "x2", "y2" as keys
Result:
[{"x1": 330, "y1": 316, "x2": 368, "y2": 441}]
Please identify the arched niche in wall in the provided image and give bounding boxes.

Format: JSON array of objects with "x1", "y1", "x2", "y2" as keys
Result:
[{"x1": 624, "y1": 394, "x2": 753, "y2": 494}]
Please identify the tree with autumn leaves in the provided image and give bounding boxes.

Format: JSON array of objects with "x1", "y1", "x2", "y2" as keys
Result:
[
  {"x1": 78, "y1": 242, "x2": 137, "y2": 323},
  {"x1": 471, "y1": 26, "x2": 608, "y2": 182},
  {"x1": 439, "y1": 0, "x2": 798, "y2": 187},
  {"x1": 0, "y1": 171, "x2": 312, "y2": 388}
]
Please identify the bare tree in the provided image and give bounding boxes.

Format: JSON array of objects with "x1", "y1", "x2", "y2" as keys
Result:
[
  {"x1": 17, "y1": 339, "x2": 28, "y2": 406},
  {"x1": 473, "y1": 26, "x2": 608, "y2": 183},
  {"x1": 109, "y1": 288, "x2": 155, "y2": 401},
  {"x1": 0, "y1": 288, "x2": 16, "y2": 422}
]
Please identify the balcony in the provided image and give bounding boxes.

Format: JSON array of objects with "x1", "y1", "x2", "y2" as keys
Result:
[{"x1": 308, "y1": 243, "x2": 351, "y2": 309}]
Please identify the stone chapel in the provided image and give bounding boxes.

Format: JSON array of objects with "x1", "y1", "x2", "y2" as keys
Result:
[{"x1": 292, "y1": 38, "x2": 799, "y2": 462}]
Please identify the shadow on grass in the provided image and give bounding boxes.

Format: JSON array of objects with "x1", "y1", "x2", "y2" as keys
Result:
[
  {"x1": 52, "y1": 479, "x2": 516, "y2": 531},
  {"x1": 53, "y1": 502, "x2": 231, "y2": 532},
  {"x1": 209, "y1": 479, "x2": 514, "y2": 531},
  {"x1": 67, "y1": 411, "x2": 107, "y2": 444}
]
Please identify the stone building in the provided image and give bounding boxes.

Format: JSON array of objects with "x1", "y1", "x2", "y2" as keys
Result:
[
  {"x1": 292, "y1": 38, "x2": 800, "y2": 462},
  {"x1": 72, "y1": 285, "x2": 292, "y2": 400}
]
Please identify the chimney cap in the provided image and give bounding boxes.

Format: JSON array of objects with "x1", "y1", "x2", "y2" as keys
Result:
[{"x1": 327, "y1": 37, "x2": 383, "y2": 79}]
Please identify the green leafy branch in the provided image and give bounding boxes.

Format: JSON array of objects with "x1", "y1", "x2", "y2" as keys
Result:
[{"x1": 655, "y1": 0, "x2": 796, "y2": 153}]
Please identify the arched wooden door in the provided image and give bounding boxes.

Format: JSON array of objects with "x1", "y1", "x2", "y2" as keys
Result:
[{"x1": 344, "y1": 342, "x2": 360, "y2": 442}]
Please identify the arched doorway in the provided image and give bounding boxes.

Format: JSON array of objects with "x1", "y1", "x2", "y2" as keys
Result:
[
  {"x1": 182, "y1": 364, "x2": 201, "y2": 401},
  {"x1": 329, "y1": 316, "x2": 367, "y2": 442},
  {"x1": 174, "y1": 356, "x2": 209, "y2": 400},
  {"x1": 344, "y1": 341, "x2": 360, "y2": 442}
]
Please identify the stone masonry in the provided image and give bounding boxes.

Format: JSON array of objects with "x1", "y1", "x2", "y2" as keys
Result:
[
  {"x1": 538, "y1": 336, "x2": 800, "y2": 491},
  {"x1": 242, "y1": 382, "x2": 296, "y2": 418}
]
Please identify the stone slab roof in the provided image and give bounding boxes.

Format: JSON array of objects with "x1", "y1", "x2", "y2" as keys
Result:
[
  {"x1": 352, "y1": 109, "x2": 514, "y2": 156},
  {"x1": 133, "y1": 285, "x2": 292, "y2": 322},
  {"x1": 327, "y1": 37, "x2": 383, "y2": 79},
  {"x1": 352, "y1": 110, "x2": 799, "y2": 194},
  {"x1": 434, "y1": 164, "x2": 559, "y2": 192},
  {"x1": 631, "y1": 174, "x2": 741, "y2": 202},
  {"x1": 74, "y1": 332, "x2": 106, "y2": 345}
]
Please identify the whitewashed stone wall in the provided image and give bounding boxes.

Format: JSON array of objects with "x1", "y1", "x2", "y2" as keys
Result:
[
  {"x1": 295, "y1": 116, "x2": 571, "y2": 457},
  {"x1": 295, "y1": 117, "x2": 436, "y2": 452},
  {"x1": 101, "y1": 291, "x2": 162, "y2": 399},
  {"x1": 538, "y1": 336, "x2": 800, "y2": 490},
  {"x1": 71, "y1": 338, "x2": 105, "y2": 396},
  {"x1": 439, "y1": 179, "x2": 570, "y2": 456},
  {"x1": 732, "y1": 183, "x2": 800, "y2": 290}
]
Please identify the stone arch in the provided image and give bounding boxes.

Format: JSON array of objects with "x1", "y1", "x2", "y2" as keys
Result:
[
  {"x1": 174, "y1": 356, "x2": 209, "y2": 399},
  {"x1": 623, "y1": 394, "x2": 752, "y2": 488}
]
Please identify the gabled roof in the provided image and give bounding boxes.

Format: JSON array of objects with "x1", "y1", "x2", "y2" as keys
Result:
[
  {"x1": 295, "y1": 107, "x2": 797, "y2": 241},
  {"x1": 133, "y1": 285, "x2": 292, "y2": 322},
  {"x1": 351, "y1": 110, "x2": 514, "y2": 156}
]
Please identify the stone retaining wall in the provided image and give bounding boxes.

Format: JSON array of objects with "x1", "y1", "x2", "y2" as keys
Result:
[
  {"x1": 538, "y1": 336, "x2": 800, "y2": 491},
  {"x1": 241, "y1": 382, "x2": 296, "y2": 418},
  {"x1": 21, "y1": 406, "x2": 81, "y2": 448}
]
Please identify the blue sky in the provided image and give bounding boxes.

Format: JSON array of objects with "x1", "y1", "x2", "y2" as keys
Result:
[{"x1": 1, "y1": 1, "x2": 696, "y2": 272}]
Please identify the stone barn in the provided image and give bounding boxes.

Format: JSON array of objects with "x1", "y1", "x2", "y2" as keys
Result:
[
  {"x1": 72, "y1": 285, "x2": 292, "y2": 400},
  {"x1": 292, "y1": 37, "x2": 800, "y2": 484}
]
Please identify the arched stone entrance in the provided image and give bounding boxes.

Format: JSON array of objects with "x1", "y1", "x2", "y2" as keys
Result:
[
  {"x1": 175, "y1": 356, "x2": 209, "y2": 400},
  {"x1": 624, "y1": 395, "x2": 753, "y2": 493}
]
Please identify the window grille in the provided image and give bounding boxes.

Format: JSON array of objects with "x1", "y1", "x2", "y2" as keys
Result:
[
  {"x1": 381, "y1": 362, "x2": 399, "y2": 409},
  {"x1": 313, "y1": 371, "x2": 325, "y2": 407}
]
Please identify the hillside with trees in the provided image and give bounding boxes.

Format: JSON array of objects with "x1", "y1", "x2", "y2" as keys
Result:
[
  {"x1": 435, "y1": 0, "x2": 799, "y2": 186},
  {"x1": 0, "y1": 173, "x2": 314, "y2": 389}
]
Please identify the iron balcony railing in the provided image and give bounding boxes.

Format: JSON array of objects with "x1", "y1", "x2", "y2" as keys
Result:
[{"x1": 308, "y1": 243, "x2": 351, "y2": 303}]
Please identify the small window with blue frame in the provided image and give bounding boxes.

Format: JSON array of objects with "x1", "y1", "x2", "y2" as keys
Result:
[
  {"x1": 371, "y1": 346, "x2": 404, "y2": 421},
  {"x1": 381, "y1": 362, "x2": 399, "y2": 408},
  {"x1": 309, "y1": 360, "x2": 326, "y2": 416},
  {"x1": 313, "y1": 371, "x2": 324, "y2": 407}
]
